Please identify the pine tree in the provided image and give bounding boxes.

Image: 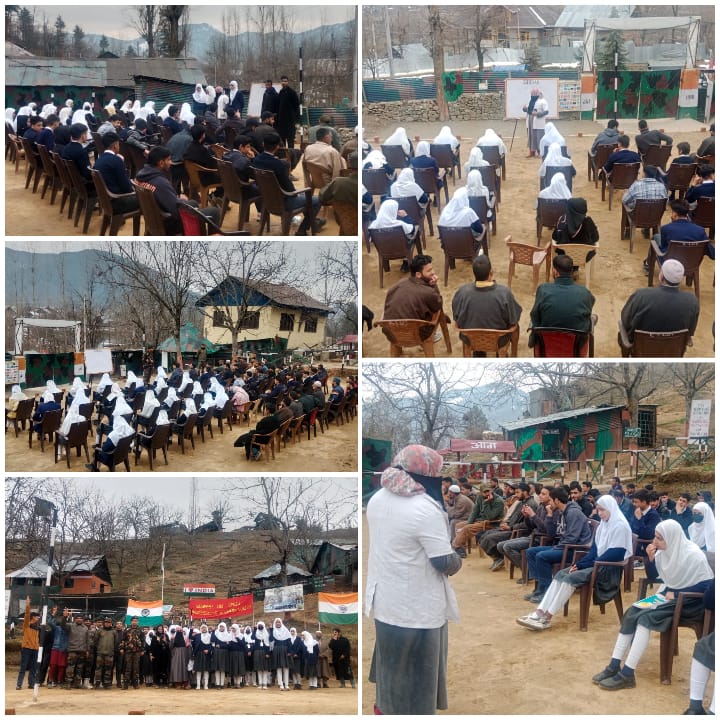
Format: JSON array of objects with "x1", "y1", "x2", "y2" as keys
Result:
[
  {"x1": 99, "y1": 34, "x2": 109, "y2": 54},
  {"x1": 595, "y1": 30, "x2": 628, "y2": 71},
  {"x1": 522, "y1": 44, "x2": 542, "y2": 72}
]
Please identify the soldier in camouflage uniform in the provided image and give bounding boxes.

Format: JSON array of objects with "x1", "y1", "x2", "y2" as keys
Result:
[
  {"x1": 92, "y1": 617, "x2": 117, "y2": 688},
  {"x1": 64, "y1": 614, "x2": 89, "y2": 689},
  {"x1": 120, "y1": 617, "x2": 145, "y2": 689}
]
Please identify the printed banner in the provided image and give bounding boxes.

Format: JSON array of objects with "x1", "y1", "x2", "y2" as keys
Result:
[
  {"x1": 263, "y1": 584, "x2": 305, "y2": 613},
  {"x1": 183, "y1": 583, "x2": 216, "y2": 595},
  {"x1": 318, "y1": 592, "x2": 358, "y2": 625},
  {"x1": 188, "y1": 594, "x2": 253, "y2": 620}
]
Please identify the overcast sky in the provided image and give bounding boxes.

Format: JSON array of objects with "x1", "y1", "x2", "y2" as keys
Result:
[{"x1": 24, "y1": 5, "x2": 355, "y2": 40}]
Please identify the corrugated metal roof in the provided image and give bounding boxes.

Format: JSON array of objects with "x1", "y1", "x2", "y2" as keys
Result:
[
  {"x1": 6, "y1": 58, "x2": 106, "y2": 87},
  {"x1": 253, "y1": 563, "x2": 312, "y2": 580},
  {"x1": 7, "y1": 554, "x2": 106, "y2": 579},
  {"x1": 105, "y1": 58, "x2": 206, "y2": 87},
  {"x1": 501, "y1": 405, "x2": 624, "y2": 432},
  {"x1": 555, "y1": 5, "x2": 635, "y2": 29}
]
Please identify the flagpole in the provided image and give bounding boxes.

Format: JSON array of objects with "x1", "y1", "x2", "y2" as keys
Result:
[{"x1": 161, "y1": 543, "x2": 166, "y2": 606}]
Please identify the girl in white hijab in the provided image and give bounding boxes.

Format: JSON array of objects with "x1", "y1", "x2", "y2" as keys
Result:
[
  {"x1": 180, "y1": 103, "x2": 195, "y2": 125},
  {"x1": 591, "y1": 519, "x2": 714, "y2": 690},
  {"x1": 689, "y1": 502, "x2": 715, "y2": 552},
  {"x1": 40, "y1": 101, "x2": 57, "y2": 119},
  {"x1": 270, "y1": 618, "x2": 292, "y2": 690},
  {"x1": 191, "y1": 380, "x2": 203, "y2": 398},
  {"x1": 130, "y1": 100, "x2": 141, "y2": 116},
  {"x1": 105, "y1": 415, "x2": 134, "y2": 451},
  {"x1": 5, "y1": 108, "x2": 17, "y2": 131},
  {"x1": 288, "y1": 628, "x2": 303, "y2": 689},
  {"x1": 228, "y1": 624, "x2": 244, "y2": 688},
  {"x1": 126, "y1": 370, "x2": 143, "y2": 389},
  {"x1": 390, "y1": 168, "x2": 428, "y2": 205},
  {"x1": 363, "y1": 149, "x2": 393, "y2": 178},
  {"x1": 466, "y1": 169, "x2": 495, "y2": 218},
  {"x1": 71, "y1": 102, "x2": 92, "y2": 127},
  {"x1": 119, "y1": 100, "x2": 133, "y2": 114},
  {"x1": 17, "y1": 102, "x2": 36, "y2": 119},
  {"x1": 243, "y1": 626, "x2": 256, "y2": 687},
  {"x1": 178, "y1": 371, "x2": 192, "y2": 395},
  {"x1": 57, "y1": 404, "x2": 85, "y2": 457},
  {"x1": 253, "y1": 621, "x2": 271, "y2": 689},
  {"x1": 156, "y1": 366, "x2": 168, "y2": 380},
  {"x1": 464, "y1": 146, "x2": 489, "y2": 174},
  {"x1": 69, "y1": 385, "x2": 90, "y2": 411},
  {"x1": 228, "y1": 80, "x2": 240, "y2": 107},
  {"x1": 162, "y1": 387, "x2": 179, "y2": 413},
  {"x1": 192, "y1": 84, "x2": 208, "y2": 106},
  {"x1": 439, "y1": 187, "x2": 483, "y2": 239},
  {"x1": 538, "y1": 171, "x2": 572, "y2": 201},
  {"x1": 46, "y1": 380, "x2": 60, "y2": 396},
  {"x1": 96, "y1": 373, "x2": 112, "y2": 393},
  {"x1": 104, "y1": 98, "x2": 118, "y2": 116},
  {"x1": 138, "y1": 388, "x2": 160, "y2": 428},
  {"x1": 157, "y1": 104, "x2": 172, "y2": 121},
  {"x1": 7, "y1": 384, "x2": 28, "y2": 425},
  {"x1": 434, "y1": 125, "x2": 460, "y2": 152},
  {"x1": 193, "y1": 624, "x2": 212, "y2": 690},
  {"x1": 539, "y1": 141, "x2": 574, "y2": 180},
  {"x1": 200, "y1": 392, "x2": 215, "y2": 417},
  {"x1": 476, "y1": 128, "x2": 507, "y2": 157},
  {"x1": 518, "y1": 495, "x2": 633, "y2": 630},
  {"x1": 205, "y1": 85, "x2": 216, "y2": 104},
  {"x1": 58, "y1": 100, "x2": 73, "y2": 125},
  {"x1": 300, "y1": 631, "x2": 319, "y2": 689},
  {"x1": 385, "y1": 127, "x2": 412, "y2": 156},
  {"x1": 369, "y1": 199, "x2": 416, "y2": 238},
  {"x1": 211, "y1": 621, "x2": 232, "y2": 689},
  {"x1": 538, "y1": 122, "x2": 567, "y2": 159}
]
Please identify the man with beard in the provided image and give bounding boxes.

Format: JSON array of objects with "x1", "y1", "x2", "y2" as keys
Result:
[
  {"x1": 328, "y1": 628, "x2": 355, "y2": 688},
  {"x1": 276, "y1": 75, "x2": 301, "y2": 149},
  {"x1": 92, "y1": 617, "x2": 117, "y2": 688}
]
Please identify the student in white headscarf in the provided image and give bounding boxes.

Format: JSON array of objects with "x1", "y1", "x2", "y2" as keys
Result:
[
  {"x1": 58, "y1": 99, "x2": 74, "y2": 126},
  {"x1": 466, "y1": 169, "x2": 495, "y2": 221},
  {"x1": 538, "y1": 171, "x2": 572, "y2": 202},
  {"x1": 539, "y1": 141, "x2": 575, "y2": 181},
  {"x1": 40, "y1": 100, "x2": 57, "y2": 119},
  {"x1": 411, "y1": 140, "x2": 444, "y2": 188},
  {"x1": 390, "y1": 168, "x2": 428, "y2": 206},
  {"x1": 191, "y1": 84, "x2": 209, "y2": 116},
  {"x1": 32, "y1": 389, "x2": 62, "y2": 435},
  {"x1": 137, "y1": 389, "x2": 161, "y2": 430},
  {"x1": 6, "y1": 384, "x2": 28, "y2": 425},
  {"x1": 178, "y1": 371, "x2": 192, "y2": 395},
  {"x1": 301, "y1": 631, "x2": 320, "y2": 689},
  {"x1": 476, "y1": 128, "x2": 507, "y2": 157},
  {"x1": 270, "y1": 618, "x2": 292, "y2": 690},
  {"x1": 86, "y1": 415, "x2": 134, "y2": 471},
  {"x1": 384, "y1": 127, "x2": 412, "y2": 157},
  {"x1": 439, "y1": 187, "x2": 484, "y2": 241},
  {"x1": 69, "y1": 383, "x2": 91, "y2": 411},
  {"x1": 71, "y1": 102, "x2": 93, "y2": 127},
  {"x1": 228, "y1": 80, "x2": 243, "y2": 117},
  {"x1": 287, "y1": 628, "x2": 303, "y2": 689},
  {"x1": 211, "y1": 621, "x2": 232, "y2": 689},
  {"x1": 517, "y1": 495, "x2": 633, "y2": 630},
  {"x1": 369, "y1": 199, "x2": 418, "y2": 240},
  {"x1": 538, "y1": 122, "x2": 568, "y2": 159},
  {"x1": 433, "y1": 125, "x2": 460, "y2": 165},
  {"x1": 591, "y1": 519, "x2": 714, "y2": 691},
  {"x1": 5, "y1": 107, "x2": 17, "y2": 132},
  {"x1": 119, "y1": 99, "x2": 133, "y2": 115},
  {"x1": 136, "y1": 101, "x2": 156, "y2": 121},
  {"x1": 464, "y1": 146, "x2": 490, "y2": 174},
  {"x1": 689, "y1": 502, "x2": 715, "y2": 552},
  {"x1": 104, "y1": 98, "x2": 118, "y2": 116},
  {"x1": 253, "y1": 621, "x2": 272, "y2": 689},
  {"x1": 192, "y1": 624, "x2": 213, "y2": 690},
  {"x1": 130, "y1": 100, "x2": 141, "y2": 116},
  {"x1": 179, "y1": 103, "x2": 195, "y2": 126},
  {"x1": 16, "y1": 102, "x2": 37, "y2": 135},
  {"x1": 363, "y1": 149, "x2": 394, "y2": 178},
  {"x1": 243, "y1": 626, "x2": 256, "y2": 687},
  {"x1": 228, "y1": 624, "x2": 245, "y2": 688},
  {"x1": 162, "y1": 387, "x2": 180, "y2": 414},
  {"x1": 157, "y1": 103, "x2": 172, "y2": 121}
]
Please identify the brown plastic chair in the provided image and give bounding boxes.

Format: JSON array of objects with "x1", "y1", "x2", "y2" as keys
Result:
[
  {"x1": 120, "y1": 141, "x2": 147, "y2": 179},
  {"x1": 62, "y1": 158, "x2": 98, "y2": 233},
  {"x1": 301, "y1": 408, "x2": 320, "y2": 440},
  {"x1": 368, "y1": 225, "x2": 422, "y2": 288},
  {"x1": 8, "y1": 398, "x2": 35, "y2": 437},
  {"x1": 395, "y1": 195, "x2": 429, "y2": 247},
  {"x1": 332, "y1": 202, "x2": 358, "y2": 236},
  {"x1": 478, "y1": 164, "x2": 501, "y2": 206},
  {"x1": 506, "y1": 234, "x2": 551, "y2": 290},
  {"x1": 177, "y1": 201, "x2": 248, "y2": 236},
  {"x1": 429, "y1": 143, "x2": 460, "y2": 185},
  {"x1": 468, "y1": 194, "x2": 496, "y2": 237},
  {"x1": 692, "y1": 197, "x2": 714, "y2": 238},
  {"x1": 223, "y1": 126, "x2": 237, "y2": 150},
  {"x1": 587, "y1": 145, "x2": 615, "y2": 186},
  {"x1": 253, "y1": 168, "x2": 314, "y2": 236},
  {"x1": 10, "y1": 133, "x2": 25, "y2": 173},
  {"x1": 438, "y1": 225, "x2": 487, "y2": 286},
  {"x1": 54, "y1": 419, "x2": 91, "y2": 468},
  {"x1": 172, "y1": 413, "x2": 197, "y2": 454},
  {"x1": 642, "y1": 144, "x2": 673, "y2": 171},
  {"x1": 134, "y1": 422, "x2": 171, "y2": 470},
  {"x1": 36, "y1": 144, "x2": 60, "y2": 204},
  {"x1": 536, "y1": 198, "x2": 567, "y2": 243},
  {"x1": 478, "y1": 144, "x2": 505, "y2": 180},
  {"x1": 540, "y1": 165, "x2": 573, "y2": 193},
  {"x1": 647, "y1": 240, "x2": 709, "y2": 302},
  {"x1": 302, "y1": 158, "x2": 332, "y2": 194},
  {"x1": 413, "y1": 165, "x2": 448, "y2": 210},
  {"x1": 20, "y1": 137, "x2": 43, "y2": 193},
  {"x1": 184, "y1": 159, "x2": 221, "y2": 207},
  {"x1": 29, "y1": 409, "x2": 62, "y2": 451},
  {"x1": 551, "y1": 241, "x2": 599, "y2": 289},
  {"x1": 249, "y1": 429, "x2": 278, "y2": 461},
  {"x1": 216, "y1": 159, "x2": 253, "y2": 231},
  {"x1": 696, "y1": 154, "x2": 714, "y2": 168},
  {"x1": 531, "y1": 328, "x2": 594, "y2": 358},
  {"x1": 214, "y1": 398, "x2": 234, "y2": 434},
  {"x1": 618, "y1": 326, "x2": 689, "y2": 358},
  {"x1": 380, "y1": 143, "x2": 410, "y2": 170},
  {"x1": 622, "y1": 198, "x2": 667, "y2": 253},
  {"x1": 90, "y1": 168, "x2": 141, "y2": 236},
  {"x1": 95, "y1": 434, "x2": 134, "y2": 472},
  {"x1": 197, "y1": 410, "x2": 215, "y2": 443},
  {"x1": 457, "y1": 325, "x2": 519, "y2": 358},
  {"x1": 375, "y1": 310, "x2": 452, "y2": 357},
  {"x1": 603, "y1": 162, "x2": 640, "y2": 210},
  {"x1": 362, "y1": 167, "x2": 391, "y2": 210},
  {"x1": 276, "y1": 416, "x2": 295, "y2": 450},
  {"x1": 51, "y1": 151, "x2": 76, "y2": 218},
  {"x1": 665, "y1": 162, "x2": 697, "y2": 200},
  {"x1": 131, "y1": 180, "x2": 175, "y2": 236}
]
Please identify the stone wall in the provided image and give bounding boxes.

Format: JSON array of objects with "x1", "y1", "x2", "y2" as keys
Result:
[{"x1": 365, "y1": 93, "x2": 504, "y2": 124}]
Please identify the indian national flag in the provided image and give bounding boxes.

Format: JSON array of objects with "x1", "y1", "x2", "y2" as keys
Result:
[
  {"x1": 125, "y1": 600, "x2": 163, "y2": 627},
  {"x1": 318, "y1": 592, "x2": 358, "y2": 625}
]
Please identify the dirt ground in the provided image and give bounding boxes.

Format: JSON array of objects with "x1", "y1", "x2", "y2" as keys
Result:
[
  {"x1": 4, "y1": 160, "x2": 342, "y2": 237},
  {"x1": 362, "y1": 118, "x2": 715, "y2": 358},
  {"x1": 3, "y1": 676, "x2": 357, "y2": 715},
  {"x1": 360, "y1": 513, "x2": 714, "y2": 715},
  {"x1": 5, "y1": 372, "x2": 358, "y2": 473}
]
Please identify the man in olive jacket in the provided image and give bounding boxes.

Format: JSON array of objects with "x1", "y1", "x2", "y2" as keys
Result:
[{"x1": 451, "y1": 486, "x2": 505, "y2": 557}]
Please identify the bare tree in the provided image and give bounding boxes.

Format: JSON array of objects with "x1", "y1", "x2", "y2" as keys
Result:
[
  {"x1": 127, "y1": 5, "x2": 160, "y2": 58},
  {"x1": 159, "y1": 5, "x2": 190, "y2": 57},
  {"x1": 428, "y1": 6, "x2": 449, "y2": 121},
  {"x1": 668, "y1": 364, "x2": 715, "y2": 432}
]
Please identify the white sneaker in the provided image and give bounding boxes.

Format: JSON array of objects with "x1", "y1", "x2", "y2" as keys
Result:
[
  {"x1": 516, "y1": 614, "x2": 550, "y2": 630},
  {"x1": 433, "y1": 331, "x2": 442, "y2": 343}
]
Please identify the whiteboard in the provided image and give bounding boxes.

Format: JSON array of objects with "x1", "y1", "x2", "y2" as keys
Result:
[
  {"x1": 247, "y1": 82, "x2": 282, "y2": 118},
  {"x1": 84, "y1": 349, "x2": 113, "y2": 375},
  {"x1": 505, "y1": 78, "x2": 559, "y2": 120}
]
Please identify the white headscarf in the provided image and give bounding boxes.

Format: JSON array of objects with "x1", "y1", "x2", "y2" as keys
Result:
[
  {"x1": 140, "y1": 389, "x2": 160, "y2": 418},
  {"x1": 464, "y1": 146, "x2": 489, "y2": 173},
  {"x1": 126, "y1": 370, "x2": 143, "y2": 389},
  {"x1": 165, "y1": 387, "x2": 179, "y2": 405},
  {"x1": 112, "y1": 394, "x2": 133, "y2": 417},
  {"x1": 59, "y1": 405, "x2": 83, "y2": 435},
  {"x1": 390, "y1": 168, "x2": 425, "y2": 201},
  {"x1": 385, "y1": 127, "x2": 410, "y2": 155},
  {"x1": 107, "y1": 415, "x2": 134, "y2": 445},
  {"x1": 476, "y1": 128, "x2": 507, "y2": 156},
  {"x1": 466, "y1": 169, "x2": 491, "y2": 202},
  {"x1": 131, "y1": 100, "x2": 141, "y2": 115},
  {"x1": 539, "y1": 142, "x2": 573, "y2": 177},
  {"x1": 289, "y1": 627, "x2": 298, "y2": 643},
  {"x1": 71, "y1": 377, "x2": 85, "y2": 393},
  {"x1": 433, "y1": 126, "x2": 459, "y2": 151},
  {"x1": 229, "y1": 80, "x2": 239, "y2": 103},
  {"x1": 192, "y1": 381, "x2": 203, "y2": 396},
  {"x1": 213, "y1": 384, "x2": 229, "y2": 407},
  {"x1": 363, "y1": 150, "x2": 387, "y2": 169},
  {"x1": 178, "y1": 372, "x2": 192, "y2": 394},
  {"x1": 40, "y1": 102, "x2": 57, "y2": 119},
  {"x1": 205, "y1": 85, "x2": 216, "y2": 103},
  {"x1": 244, "y1": 626, "x2": 255, "y2": 648},
  {"x1": 271, "y1": 618, "x2": 291, "y2": 642},
  {"x1": 301, "y1": 630, "x2": 317, "y2": 652},
  {"x1": 17, "y1": 102, "x2": 36, "y2": 117},
  {"x1": 155, "y1": 376, "x2": 167, "y2": 392},
  {"x1": 415, "y1": 140, "x2": 431, "y2": 158},
  {"x1": 119, "y1": 100, "x2": 133, "y2": 113},
  {"x1": 156, "y1": 366, "x2": 168, "y2": 380},
  {"x1": 689, "y1": 502, "x2": 715, "y2": 553},
  {"x1": 439, "y1": 187, "x2": 480, "y2": 228},
  {"x1": 199, "y1": 624, "x2": 212, "y2": 644},
  {"x1": 156, "y1": 409, "x2": 170, "y2": 426},
  {"x1": 157, "y1": 103, "x2": 172, "y2": 120},
  {"x1": 71, "y1": 102, "x2": 92, "y2": 126},
  {"x1": 654, "y1": 519, "x2": 714, "y2": 593},
  {"x1": 145, "y1": 629, "x2": 155, "y2": 647},
  {"x1": 179, "y1": 103, "x2": 195, "y2": 125},
  {"x1": 539, "y1": 122, "x2": 566, "y2": 157},
  {"x1": 183, "y1": 398, "x2": 198, "y2": 416},
  {"x1": 594, "y1": 495, "x2": 633, "y2": 558},
  {"x1": 9, "y1": 385, "x2": 27, "y2": 401},
  {"x1": 192, "y1": 84, "x2": 208, "y2": 104},
  {"x1": 255, "y1": 621, "x2": 269, "y2": 645},
  {"x1": 41, "y1": 389, "x2": 55, "y2": 403},
  {"x1": 46, "y1": 380, "x2": 60, "y2": 394},
  {"x1": 70, "y1": 387, "x2": 90, "y2": 410},
  {"x1": 368, "y1": 199, "x2": 413, "y2": 237},
  {"x1": 105, "y1": 99, "x2": 117, "y2": 115},
  {"x1": 538, "y1": 172, "x2": 572, "y2": 200},
  {"x1": 6, "y1": 108, "x2": 17, "y2": 132},
  {"x1": 97, "y1": 373, "x2": 112, "y2": 392},
  {"x1": 213, "y1": 622, "x2": 232, "y2": 643},
  {"x1": 201, "y1": 392, "x2": 216, "y2": 411}
]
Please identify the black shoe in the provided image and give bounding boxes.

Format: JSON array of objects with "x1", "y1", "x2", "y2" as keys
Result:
[
  {"x1": 400, "y1": 260, "x2": 409, "y2": 272},
  {"x1": 599, "y1": 672, "x2": 636, "y2": 691},
  {"x1": 592, "y1": 666, "x2": 618, "y2": 684},
  {"x1": 683, "y1": 707, "x2": 709, "y2": 714},
  {"x1": 455, "y1": 547, "x2": 467, "y2": 558},
  {"x1": 642, "y1": 228, "x2": 650, "y2": 239},
  {"x1": 526, "y1": 591, "x2": 544, "y2": 603}
]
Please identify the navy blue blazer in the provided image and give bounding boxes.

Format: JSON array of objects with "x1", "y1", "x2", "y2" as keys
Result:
[{"x1": 94, "y1": 151, "x2": 132, "y2": 194}]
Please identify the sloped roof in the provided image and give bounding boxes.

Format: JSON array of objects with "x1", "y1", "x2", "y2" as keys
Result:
[
  {"x1": 504, "y1": 6, "x2": 564, "y2": 29},
  {"x1": 7, "y1": 554, "x2": 108, "y2": 579},
  {"x1": 555, "y1": 5, "x2": 635, "y2": 29},
  {"x1": 6, "y1": 58, "x2": 106, "y2": 87},
  {"x1": 5, "y1": 42, "x2": 34, "y2": 58},
  {"x1": 253, "y1": 563, "x2": 312, "y2": 580},
  {"x1": 104, "y1": 57, "x2": 206, "y2": 87},
  {"x1": 501, "y1": 405, "x2": 624, "y2": 432}
]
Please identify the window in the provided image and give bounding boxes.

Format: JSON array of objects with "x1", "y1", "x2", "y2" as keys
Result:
[
  {"x1": 304, "y1": 317, "x2": 318, "y2": 333},
  {"x1": 212, "y1": 310, "x2": 227, "y2": 327},
  {"x1": 239, "y1": 311, "x2": 260, "y2": 329},
  {"x1": 280, "y1": 313, "x2": 294, "y2": 331},
  {"x1": 64, "y1": 578, "x2": 74, "y2": 588}
]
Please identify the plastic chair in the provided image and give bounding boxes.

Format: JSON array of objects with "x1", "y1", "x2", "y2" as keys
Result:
[
  {"x1": 665, "y1": 162, "x2": 697, "y2": 200},
  {"x1": 29, "y1": 409, "x2": 62, "y2": 451},
  {"x1": 249, "y1": 429, "x2": 278, "y2": 461},
  {"x1": 51, "y1": 151, "x2": 76, "y2": 218},
  {"x1": 478, "y1": 144, "x2": 505, "y2": 180},
  {"x1": 505, "y1": 235, "x2": 551, "y2": 291},
  {"x1": 536, "y1": 198, "x2": 567, "y2": 243},
  {"x1": 197, "y1": 410, "x2": 214, "y2": 443},
  {"x1": 7, "y1": 398, "x2": 35, "y2": 437},
  {"x1": 380, "y1": 144, "x2": 410, "y2": 170},
  {"x1": 54, "y1": 419, "x2": 91, "y2": 468},
  {"x1": 375, "y1": 310, "x2": 452, "y2": 358},
  {"x1": 540, "y1": 165, "x2": 573, "y2": 193},
  {"x1": 36, "y1": 143, "x2": 60, "y2": 204},
  {"x1": 622, "y1": 198, "x2": 667, "y2": 253},
  {"x1": 253, "y1": 168, "x2": 313, "y2": 236},
  {"x1": 20, "y1": 137, "x2": 43, "y2": 193},
  {"x1": 429, "y1": 143, "x2": 460, "y2": 185},
  {"x1": 131, "y1": 180, "x2": 175, "y2": 236},
  {"x1": 362, "y1": 167, "x2": 391, "y2": 210},
  {"x1": 438, "y1": 225, "x2": 487, "y2": 286},
  {"x1": 603, "y1": 162, "x2": 640, "y2": 210},
  {"x1": 62, "y1": 158, "x2": 98, "y2": 234},
  {"x1": 642, "y1": 144, "x2": 673, "y2": 171},
  {"x1": 618, "y1": 326, "x2": 689, "y2": 358},
  {"x1": 647, "y1": 239, "x2": 709, "y2": 302},
  {"x1": 457, "y1": 325, "x2": 519, "y2": 358},
  {"x1": 551, "y1": 241, "x2": 599, "y2": 289},
  {"x1": 119, "y1": 141, "x2": 147, "y2": 179},
  {"x1": 94, "y1": 434, "x2": 134, "y2": 472},
  {"x1": 216, "y1": 159, "x2": 254, "y2": 231},
  {"x1": 368, "y1": 226, "x2": 423, "y2": 288},
  {"x1": 90, "y1": 168, "x2": 141, "y2": 236},
  {"x1": 134, "y1": 423, "x2": 171, "y2": 470},
  {"x1": 692, "y1": 197, "x2": 714, "y2": 238},
  {"x1": 469, "y1": 194, "x2": 496, "y2": 237},
  {"x1": 413, "y1": 165, "x2": 448, "y2": 209},
  {"x1": 478, "y1": 164, "x2": 501, "y2": 206},
  {"x1": 184, "y1": 160, "x2": 221, "y2": 207},
  {"x1": 177, "y1": 201, "x2": 248, "y2": 236},
  {"x1": 531, "y1": 328, "x2": 594, "y2": 358},
  {"x1": 587, "y1": 145, "x2": 615, "y2": 187},
  {"x1": 395, "y1": 195, "x2": 430, "y2": 247},
  {"x1": 332, "y1": 202, "x2": 358, "y2": 236}
]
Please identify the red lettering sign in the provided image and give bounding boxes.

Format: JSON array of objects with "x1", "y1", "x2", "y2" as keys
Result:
[{"x1": 188, "y1": 595, "x2": 254, "y2": 620}]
